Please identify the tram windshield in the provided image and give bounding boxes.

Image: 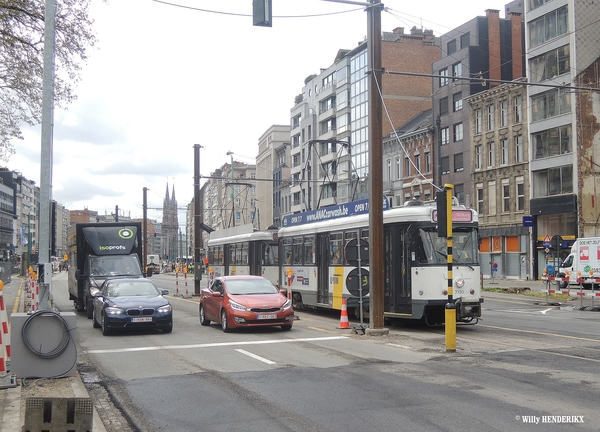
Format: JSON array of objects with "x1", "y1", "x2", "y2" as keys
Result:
[{"x1": 418, "y1": 228, "x2": 479, "y2": 265}]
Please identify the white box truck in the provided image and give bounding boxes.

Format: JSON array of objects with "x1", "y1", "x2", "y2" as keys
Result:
[{"x1": 559, "y1": 237, "x2": 600, "y2": 287}]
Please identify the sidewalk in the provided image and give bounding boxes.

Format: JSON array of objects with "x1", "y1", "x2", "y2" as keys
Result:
[{"x1": 0, "y1": 277, "x2": 107, "y2": 432}]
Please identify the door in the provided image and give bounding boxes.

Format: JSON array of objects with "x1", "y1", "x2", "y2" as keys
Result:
[
  {"x1": 317, "y1": 234, "x2": 329, "y2": 304},
  {"x1": 384, "y1": 226, "x2": 411, "y2": 314}
]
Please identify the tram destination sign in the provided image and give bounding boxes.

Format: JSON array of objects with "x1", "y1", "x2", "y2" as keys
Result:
[{"x1": 282, "y1": 197, "x2": 390, "y2": 227}]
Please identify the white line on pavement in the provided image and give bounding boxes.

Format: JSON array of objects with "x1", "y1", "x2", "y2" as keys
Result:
[
  {"x1": 235, "y1": 349, "x2": 276, "y2": 364},
  {"x1": 86, "y1": 335, "x2": 348, "y2": 354}
]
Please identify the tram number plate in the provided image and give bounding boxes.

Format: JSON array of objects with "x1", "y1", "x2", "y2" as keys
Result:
[
  {"x1": 257, "y1": 314, "x2": 277, "y2": 320},
  {"x1": 132, "y1": 317, "x2": 152, "y2": 323}
]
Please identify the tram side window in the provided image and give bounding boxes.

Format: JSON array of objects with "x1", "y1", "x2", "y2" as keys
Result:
[
  {"x1": 330, "y1": 233, "x2": 343, "y2": 264},
  {"x1": 283, "y1": 239, "x2": 293, "y2": 264},
  {"x1": 264, "y1": 244, "x2": 278, "y2": 265},
  {"x1": 241, "y1": 242, "x2": 249, "y2": 265},
  {"x1": 292, "y1": 237, "x2": 303, "y2": 265},
  {"x1": 229, "y1": 245, "x2": 236, "y2": 265},
  {"x1": 304, "y1": 236, "x2": 315, "y2": 265}
]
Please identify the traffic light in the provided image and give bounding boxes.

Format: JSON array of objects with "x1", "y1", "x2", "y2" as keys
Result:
[
  {"x1": 253, "y1": 0, "x2": 272, "y2": 27},
  {"x1": 154, "y1": 231, "x2": 157, "y2": 237},
  {"x1": 436, "y1": 190, "x2": 447, "y2": 238}
]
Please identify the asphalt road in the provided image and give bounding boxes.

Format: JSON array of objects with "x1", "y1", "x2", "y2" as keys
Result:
[{"x1": 44, "y1": 273, "x2": 600, "y2": 431}]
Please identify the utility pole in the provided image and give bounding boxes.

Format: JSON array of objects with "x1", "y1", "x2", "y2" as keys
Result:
[
  {"x1": 227, "y1": 151, "x2": 235, "y2": 227},
  {"x1": 194, "y1": 144, "x2": 203, "y2": 294},
  {"x1": 143, "y1": 188, "x2": 148, "y2": 274},
  {"x1": 366, "y1": 0, "x2": 387, "y2": 334}
]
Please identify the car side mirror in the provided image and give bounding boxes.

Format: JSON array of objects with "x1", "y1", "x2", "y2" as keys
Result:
[
  {"x1": 161, "y1": 289, "x2": 169, "y2": 296},
  {"x1": 211, "y1": 291, "x2": 223, "y2": 298}
]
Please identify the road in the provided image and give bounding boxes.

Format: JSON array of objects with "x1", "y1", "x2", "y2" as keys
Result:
[{"x1": 46, "y1": 273, "x2": 600, "y2": 431}]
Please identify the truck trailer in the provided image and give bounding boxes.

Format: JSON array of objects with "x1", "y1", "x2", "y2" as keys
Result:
[{"x1": 67, "y1": 222, "x2": 144, "y2": 318}]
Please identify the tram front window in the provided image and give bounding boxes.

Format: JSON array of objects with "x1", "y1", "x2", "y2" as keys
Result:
[{"x1": 418, "y1": 228, "x2": 478, "y2": 265}]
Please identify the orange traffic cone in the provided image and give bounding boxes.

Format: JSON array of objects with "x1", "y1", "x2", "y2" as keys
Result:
[{"x1": 338, "y1": 298, "x2": 349, "y2": 329}]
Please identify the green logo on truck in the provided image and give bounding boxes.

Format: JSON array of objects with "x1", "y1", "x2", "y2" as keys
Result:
[{"x1": 119, "y1": 229, "x2": 134, "y2": 239}]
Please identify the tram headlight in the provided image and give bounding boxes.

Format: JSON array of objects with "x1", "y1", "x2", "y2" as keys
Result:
[{"x1": 455, "y1": 277, "x2": 465, "y2": 288}]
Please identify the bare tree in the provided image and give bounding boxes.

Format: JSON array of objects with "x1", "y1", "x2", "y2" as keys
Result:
[{"x1": 0, "y1": 0, "x2": 97, "y2": 161}]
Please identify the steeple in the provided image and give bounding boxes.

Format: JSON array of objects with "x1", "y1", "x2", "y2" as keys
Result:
[{"x1": 171, "y1": 184, "x2": 176, "y2": 203}]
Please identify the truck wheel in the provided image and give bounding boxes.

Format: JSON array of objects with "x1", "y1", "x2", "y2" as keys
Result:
[{"x1": 86, "y1": 297, "x2": 93, "y2": 319}]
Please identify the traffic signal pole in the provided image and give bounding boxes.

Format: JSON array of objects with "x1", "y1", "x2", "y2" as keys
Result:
[{"x1": 443, "y1": 184, "x2": 456, "y2": 352}]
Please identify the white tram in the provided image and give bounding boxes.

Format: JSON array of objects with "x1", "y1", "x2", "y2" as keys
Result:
[
  {"x1": 206, "y1": 224, "x2": 280, "y2": 286},
  {"x1": 278, "y1": 198, "x2": 483, "y2": 325}
]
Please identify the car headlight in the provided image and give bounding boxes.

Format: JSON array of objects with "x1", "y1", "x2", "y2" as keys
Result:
[
  {"x1": 157, "y1": 304, "x2": 172, "y2": 313},
  {"x1": 229, "y1": 300, "x2": 247, "y2": 312},
  {"x1": 282, "y1": 299, "x2": 292, "y2": 310},
  {"x1": 105, "y1": 307, "x2": 124, "y2": 315},
  {"x1": 455, "y1": 277, "x2": 465, "y2": 288}
]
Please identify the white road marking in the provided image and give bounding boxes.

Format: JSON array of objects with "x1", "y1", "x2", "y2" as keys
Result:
[
  {"x1": 387, "y1": 343, "x2": 414, "y2": 350},
  {"x1": 541, "y1": 308, "x2": 553, "y2": 314},
  {"x1": 86, "y1": 336, "x2": 348, "y2": 354},
  {"x1": 235, "y1": 349, "x2": 276, "y2": 364}
]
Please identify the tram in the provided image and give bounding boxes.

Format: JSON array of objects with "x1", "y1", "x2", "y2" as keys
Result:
[
  {"x1": 206, "y1": 224, "x2": 280, "y2": 286},
  {"x1": 278, "y1": 198, "x2": 483, "y2": 325}
]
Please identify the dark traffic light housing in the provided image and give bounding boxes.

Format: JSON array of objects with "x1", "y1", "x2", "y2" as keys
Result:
[{"x1": 436, "y1": 190, "x2": 448, "y2": 238}]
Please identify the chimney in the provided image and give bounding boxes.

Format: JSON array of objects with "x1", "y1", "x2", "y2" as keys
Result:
[
  {"x1": 486, "y1": 9, "x2": 501, "y2": 84},
  {"x1": 510, "y1": 12, "x2": 524, "y2": 79}
]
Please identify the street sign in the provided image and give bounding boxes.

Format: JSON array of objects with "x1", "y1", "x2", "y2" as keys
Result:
[
  {"x1": 523, "y1": 216, "x2": 533, "y2": 227},
  {"x1": 346, "y1": 268, "x2": 370, "y2": 297},
  {"x1": 345, "y1": 238, "x2": 369, "y2": 267}
]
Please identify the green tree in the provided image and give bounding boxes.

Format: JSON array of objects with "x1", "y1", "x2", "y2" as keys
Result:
[{"x1": 0, "y1": 0, "x2": 97, "y2": 161}]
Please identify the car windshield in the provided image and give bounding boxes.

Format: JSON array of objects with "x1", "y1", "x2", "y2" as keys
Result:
[
  {"x1": 225, "y1": 279, "x2": 278, "y2": 295},
  {"x1": 105, "y1": 281, "x2": 160, "y2": 297}
]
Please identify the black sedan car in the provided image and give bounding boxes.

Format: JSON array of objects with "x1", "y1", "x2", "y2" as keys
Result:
[{"x1": 92, "y1": 278, "x2": 173, "y2": 335}]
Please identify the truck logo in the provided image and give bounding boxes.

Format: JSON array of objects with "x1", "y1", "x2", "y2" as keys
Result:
[
  {"x1": 99, "y1": 245, "x2": 127, "y2": 251},
  {"x1": 119, "y1": 229, "x2": 134, "y2": 239}
]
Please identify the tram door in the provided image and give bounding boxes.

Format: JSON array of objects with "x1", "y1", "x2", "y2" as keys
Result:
[
  {"x1": 248, "y1": 241, "x2": 260, "y2": 276},
  {"x1": 384, "y1": 226, "x2": 411, "y2": 314},
  {"x1": 316, "y1": 234, "x2": 329, "y2": 304}
]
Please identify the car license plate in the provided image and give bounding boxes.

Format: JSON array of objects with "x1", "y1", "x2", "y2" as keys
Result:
[
  {"x1": 132, "y1": 317, "x2": 152, "y2": 323},
  {"x1": 257, "y1": 314, "x2": 277, "y2": 320}
]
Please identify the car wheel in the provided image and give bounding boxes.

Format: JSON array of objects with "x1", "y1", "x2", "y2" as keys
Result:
[
  {"x1": 221, "y1": 309, "x2": 231, "y2": 333},
  {"x1": 281, "y1": 324, "x2": 292, "y2": 331},
  {"x1": 161, "y1": 325, "x2": 173, "y2": 334},
  {"x1": 199, "y1": 305, "x2": 210, "y2": 326},
  {"x1": 86, "y1": 297, "x2": 93, "y2": 319},
  {"x1": 101, "y1": 312, "x2": 112, "y2": 336},
  {"x1": 92, "y1": 308, "x2": 100, "y2": 328}
]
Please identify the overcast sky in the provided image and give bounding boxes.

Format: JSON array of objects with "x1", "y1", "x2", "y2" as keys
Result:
[{"x1": 5, "y1": 0, "x2": 513, "y2": 226}]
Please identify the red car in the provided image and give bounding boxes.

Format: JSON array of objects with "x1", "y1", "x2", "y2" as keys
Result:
[{"x1": 199, "y1": 275, "x2": 294, "y2": 332}]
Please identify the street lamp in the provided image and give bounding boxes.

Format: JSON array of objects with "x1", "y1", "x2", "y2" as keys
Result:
[{"x1": 226, "y1": 151, "x2": 235, "y2": 227}]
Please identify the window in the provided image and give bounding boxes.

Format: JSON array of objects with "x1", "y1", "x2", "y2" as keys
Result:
[
  {"x1": 514, "y1": 95, "x2": 523, "y2": 123},
  {"x1": 533, "y1": 125, "x2": 572, "y2": 159},
  {"x1": 425, "y1": 152, "x2": 431, "y2": 172},
  {"x1": 475, "y1": 109, "x2": 482, "y2": 134},
  {"x1": 488, "y1": 181, "x2": 497, "y2": 215},
  {"x1": 475, "y1": 145, "x2": 483, "y2": 170},
  {"x1": 460, "y1": 32, "x2": 470, "y2": 49},
  {"x1": 488, "y1": 142, "x2": 495, "y2": 167},
  {"x1": 454, "y1": 184, "x2": 464, "y2": 204},
  {"x1": 531, "y1": 88, "x2": 571, "y2": 122},
  {"x1": 292, "y1": 114, "x2": 301, "y2": 129},
  {"x1": 532, "y1": 165, "x2": 573, "y2": 198},
  {"x1": 516, "y1": 177, "x2": 525, "y2": 211},
  {"x1": 452, "y1": 62, "x2": 462, "y2": 80},
  {"x1": 529, "y1": 6, "x2": 568, "y2": 48},
  {"x1": 414, "y1": 154, "x2": 420, "y2": 173},
  {"x1": 487, "y1": 105, "x2": 495, "y2": 130},
  {"x1": 453, "y1": 123, "x2": 463, "y2": 142},
  {"x1": 396, "y1": 157, "x2": 401, "y2": 180},
  {"x1": 441, "y1": 127, "x2": 450, "y2": 145},
  {"x1": 529, "y1": 0, "x2": 554, "y2": 11},
  {"x1": 386, "y1": 159, "x2": 391, "y2": 181},
  {"x1": 439, "y1": 97, "x2": 448, "y2": 115},
  {"x1": 477, "y1": 185, "x2": 484, "y2": 215},
  {"x1": 439, "y1": 68, "x2": 449, "y2": 87},
  {"x1": 441, "y1": 157, "x2": 450, "y2": 174},
  {"x1": 447, "y1": 39, "x2": 457, "y2": 55},
  {"x1": 501, "y1": 138, "x2": 509, "y2": 165},
  {"x1": 502, "y1": 179, "x2": 510, "y2": 212},
  {"x1": 453, "y1": 92, "x2": 463, "y2": 111},
  {"x1": 530, "y1": 44, "x2": 570, "y2": 83},
  {"x1": 515, "y1": 135, "x2": 524, "y2": 163},
  {"x1": 405, "y1": 157, "x2": 410, "y2": 177},
  {"x1": 454, "y1": 153, "x2": 464, "y2": 172},
  {"x1": 500, "y1": 100, "x2": 508, "y2": 127}
]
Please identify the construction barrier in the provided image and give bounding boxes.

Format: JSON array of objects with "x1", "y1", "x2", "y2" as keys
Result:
[
  {"x1": 338, "y1": 298, "x2": 349, "y2": 329},
  {"x1": 0, "y1": 281, "x2": 10, "y2": 373}
]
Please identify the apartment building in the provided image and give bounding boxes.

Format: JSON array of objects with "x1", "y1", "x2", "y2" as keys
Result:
[
  {"x1": 525, "y1": 0, "x2": 600, "y2": 278},
  {"x1": 289, "y1": 27, "x2": 440, "y2": 214},
  {"x1": 467, "y1": 79, "x2": 530, "y2": 280},
  {"x1": 432, "y1": 5, "x2": 524, "y2": 206}
]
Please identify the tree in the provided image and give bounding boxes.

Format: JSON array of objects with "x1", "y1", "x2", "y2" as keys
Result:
[{"x1": 0, "y1": 0, "x2": 97, "y2": 161}]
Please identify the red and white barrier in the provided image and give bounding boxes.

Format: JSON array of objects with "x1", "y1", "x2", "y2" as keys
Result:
[{"x1": 0, "y1": 285, "x2": 10, "y2": 373}]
